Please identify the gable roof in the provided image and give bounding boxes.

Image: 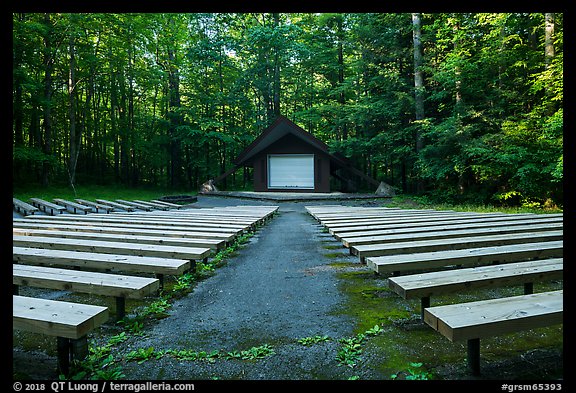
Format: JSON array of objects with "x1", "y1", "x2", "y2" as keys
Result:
[{"x1": 233, "y1": 115, "x2": 348, "y2": 167}]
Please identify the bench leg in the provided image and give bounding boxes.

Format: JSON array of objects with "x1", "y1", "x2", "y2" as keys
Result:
[
  {"x1": 155, "y1": 273, "x2": 164, "y2": 290},
  {"x1": 71, "y1": 336, "x2": 89, "y2": 362},
  {"x1": 467, "y1": 338, "x2": 481, "y2": 376},
  {"x1": 420, "y1": 296, "x2": 430, "y2": 321},
  {"x1": 57, "y1": 336, "x2": 89, "y2": 376},
  {"x1": 524, "y1": 282, "x2": 534, "y2": 295},
  {"x1": 57, "y1": 337, "x2": 71, "y2": 375},
  {"x1": 115, "y1": 297, "x2": 126, "y2": 321}
]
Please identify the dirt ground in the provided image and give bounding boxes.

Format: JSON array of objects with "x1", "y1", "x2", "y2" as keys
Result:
[{"x1": 12, "y1": 195, "x2": 564, "y2": 387}]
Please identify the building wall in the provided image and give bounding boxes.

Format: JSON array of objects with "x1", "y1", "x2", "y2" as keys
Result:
[{"x1": 251, "y1": 134, "x2": 331, "y2": 193}]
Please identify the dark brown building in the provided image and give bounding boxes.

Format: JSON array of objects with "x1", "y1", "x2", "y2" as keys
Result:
[{"x1": 230, "y1": 116, "x2": 376, "y2": 193}]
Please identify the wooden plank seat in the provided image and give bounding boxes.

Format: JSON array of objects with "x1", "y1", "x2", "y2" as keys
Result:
[
  {"x1": 13, "y1": 246, "x2": 192, "y2": 288},
  {"x1": 21, "y1": 213, "x2": 251, "y2": 232},
  {"x1": 150, "y1": 199, "x2": 183, "y2": 209},
  {"x1": 29, "y1": 198, "x2": 66, "y2": 216},
  {"x1": 342, "y1": 222, "x2": 564, "y2": 249},
  {"x1": 181, "y1": 205, "x2": 279, "y2": 218},
  {"x1": 13, "y1": 295, "x2": 109, "y2": 375},
  {"x1": 13, "y1": 264, "x2": 160, "y2": 320},
  {"x1": 13, "y1": 228, "x2": 226, "y2": 250},
  {"x1": 13, "y1": 198, "x2": 39, "y2": 216},
  {"x1": 336, "y1": 216, "x2": 564, "y2": 244},
  {"x1": 423, "y1": 290, "x2": 563, "y2": 376},
  {"x1": 12, "y1": 219, "x2": 236, "y2": 243},
  {"x1": 133, "y1": 200, "x2": 170, "y2": 210},
  {"x1": 115, "y1": 209, "x2": 264, "y2": 224},
  {"x1": 14, "y1": 218, "x2": 237, "y2": 241},
  {"x1": 316, "y1": 212, "x2": 456, "y2": 225},
  {"x1": 12, "y1": 235, "x2": 212, "y2": 264},
  {"x1": 53, "y1": 198, "x2": 92, "y2": 215},
  {"x1": 106, "y1": 212, "x2": 260, "y2": 231},
  {"x1": 318, "y1": 211, "x2": 495, "y2": 226},
  {"x1": 115, "y1": 199, "x2": 154, "y2": 211},
  {"x1": 95, "y1": 199, "x2": 136, "y2": 212},
  {"x1": 366, "y1": 240, "x2": 564, "y2": 275},
  {"x1": 353, "y1": 230, "x2": 563, "y2": 263},
  {"x1": 329, "y1": 213, "x2": 563, "y2": 237},
  {"x1": 75, "y1": 199, "x2": 115, "y2": 213},
  {"x1": 388, "y1": 258, "x2": 563, "y2": 320}
]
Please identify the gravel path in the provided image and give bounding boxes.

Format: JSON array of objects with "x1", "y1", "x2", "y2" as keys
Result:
[{"x1": 118, "y1": 197, "x2": 362, "y2": 380}]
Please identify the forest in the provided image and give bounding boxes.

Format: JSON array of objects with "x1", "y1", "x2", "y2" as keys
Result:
[{"x1": 12, "y1": 13, "x2": 563, "y2": 208}]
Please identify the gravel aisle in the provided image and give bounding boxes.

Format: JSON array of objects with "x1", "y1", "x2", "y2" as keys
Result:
[{"x1": 119, "y1": 197, "x2": 359, "y2": 380}]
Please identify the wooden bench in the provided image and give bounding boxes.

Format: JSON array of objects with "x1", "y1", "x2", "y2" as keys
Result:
[
  {"x1": 96, "y1": 199, "x2": 136, "y2": 212},
  {"x1": 13, "y1": 246, "x2": 192, "y2": 289},
  {"x1": 13, "y1": 218, "x2": 237, "y2": 242},
  {"x1": 320, "y1": 211, "x2": 483, "y2": 227},
  {"x1": 13, "y1": 227, "x2": 226, "y2": 250},
  {"x1": 29, "y1": 198, "x2": 66, "y2": 215},
  {"x1": 116, "y1": 199, "x2": 154, "y2": 211},
  {"x1": 367, "y1": 241, "x2": 564, "y2": 275},
  {"x1": 12, "y1": 235, "x2": 211, "y2": 265},
  {"x1": 388, "y1": 258, "x2": 563, "y2": 319},
  {"x1": 24, "y1": 212, "x2": 249, "y2": 231},
  {"x1": 13, "y1": 295, "x2": 109, "y2": 375},
  {"x1": 150, "y1": 199, "x2": 183, "y2": 209},
  {"x1": 133, "y1": 200, "x2": 170, "y2": 210},
  {"x1": 75, "y1": 199, "x2": 115, "y2": 213},
  {"x1": 13, "y1": 264, "x2": 160, "y2": 320},
  {"x1": 53, "y1": 198, "x2": 92, "y2": 215},
  {"x1": 13, "y1": 198, "x2": 39, "y2": 216},
  {"x1": 339, "y1": 220, "x2": 564, "y2": 247},
  {"x1": 13, "y1": 219, "x2": 236, "y2": 243},
  {"x1": 353, "y1": 230, "x2": 563, "y2": 263},
  {"x1": 329, "y1": 213, "x2": 563, "y2": 237},
  {"x1": 423, "y1": 290, "x2": 563, "y2": 376},
  {"x1": 333, "y1": 215, "x2": 564, "y2": 241}
]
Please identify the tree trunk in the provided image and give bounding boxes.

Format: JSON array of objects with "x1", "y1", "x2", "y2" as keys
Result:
[
  {"x1": 412, "y1": 12, "x2": 425, "y2": 194},
  {"x1": 41, "y1": 13, "x2": 54, "y2": 187},
  {"x1": 68, "y1": 33, "x2": 80, "y2": 190},
  {"x1": 337, "y1": 16, "x2": 347, "y2": 140},
  {"x1": 544, "y1": 13, "x2": 555, "y2": 116},
  {"x1": 168, "y1": 47, "x2": 182, "y2": 189}
]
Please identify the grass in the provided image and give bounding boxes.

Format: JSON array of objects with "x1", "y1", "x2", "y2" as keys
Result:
[
  {"x1": 12, "y1": 184, "x2": 196, "y2": 204},
  {"x1": 385, "y1": 194, "x2": 563, "y2": 214}
]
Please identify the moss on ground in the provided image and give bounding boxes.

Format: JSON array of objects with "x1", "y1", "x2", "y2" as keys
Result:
[{"x1": 331, "y1": 266, "x2": 564, "y2": 380}]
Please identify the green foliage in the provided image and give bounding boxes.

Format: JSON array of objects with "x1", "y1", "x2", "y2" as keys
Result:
[
  {"x1": 166, "y1": 349, "x2": 220, "y2": 362},
  {"x1": 336, "y1": 336, "x2": 364, "y2": 367},
  {"x1": 297, "y1": 335, "x2": 331, "y2": 346},
  {"x1": 138, "y1": 298, "x2": 171, "y2": 319},
  {"x1": 391, "y1": 362, "x2": 433, "y2": 380},
  {"x1": 172, "y1": 273, "x2": 195, "y2": 292},
  {"x1": 238, "y1": 344, "x2": 276, "y2": 360},
  {"x1": 125, "y1": 347, "x2": 164, "y2": 364},
  {"x1": 336, "y1": 325, "x2": 384, "y2": 368},
  {"x1": 12, "y1": 12, "x2": 563, "y2": 206},
  {"x1": 62, "y1": 334, "x2": 128, "y2": 380}
]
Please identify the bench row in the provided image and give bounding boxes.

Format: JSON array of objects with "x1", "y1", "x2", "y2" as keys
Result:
[
  {"x1": 13, "y1": 197, "x2": 189, "y2": 216},
  {"x1": 306, "y1": 205, "x2": 563, "y2": 376},
  {"x1": 13, "y1": 205, "x2": 279, "y2": 376}
]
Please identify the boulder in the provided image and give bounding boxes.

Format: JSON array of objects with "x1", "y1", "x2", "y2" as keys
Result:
[
  {"x1": 200, "y1": 179, "x2": 218, "y2": 193},
  {"x1": 375, "y1": 181, "x2": 395, "y2": 197}
]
